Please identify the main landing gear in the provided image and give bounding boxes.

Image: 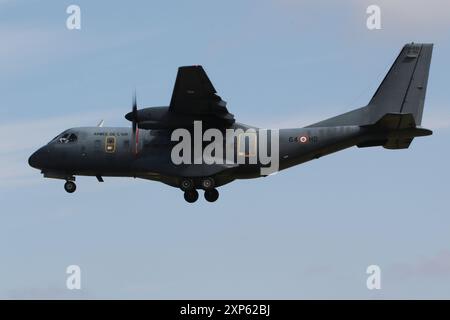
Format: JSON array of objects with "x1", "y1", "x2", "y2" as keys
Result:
[
  {"x1": 184, "y1": 189, "x2": 199, "y2": 203},
  {"x1": 64, "y1": 180, "x2": 76, "y2": 193},
  {"x1": 180, "y1": 177, "x2": 220, "y2": 203},
  {"x1": 204, "y1": 188, "x2": 219, "y2": 202}
]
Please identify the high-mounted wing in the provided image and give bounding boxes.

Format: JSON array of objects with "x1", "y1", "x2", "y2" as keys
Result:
[{"x1": 169, "y1": 66, "x2": 235, "y2": 126}]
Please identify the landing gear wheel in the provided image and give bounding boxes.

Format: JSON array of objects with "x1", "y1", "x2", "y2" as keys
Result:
[
  {"x1": 204, "y1": 188, "x2": 219, "y2": 202},
  {"x1": 201, "y1": 177, "x2": 215, "y2": 190},
  {"x1": 64, "y1": 181, "x2": 76, "y2": 193},
  {"x1": 184, "y1": 189, "x2": 199, "y2": 203},
  {"x1": 180, "y1": 178, "x2": 194, "y2": 191}
]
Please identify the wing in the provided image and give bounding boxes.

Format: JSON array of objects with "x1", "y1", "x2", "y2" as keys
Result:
[{"x1": 169, "y1": 66, "x2": 235, "y2": 126}]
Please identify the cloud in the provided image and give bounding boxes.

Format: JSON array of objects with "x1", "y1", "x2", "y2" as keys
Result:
[
  {"x1": 424, "y1": 112, "x2": 450, "y2": 130},
  {"x1": 5, "y1": 286, "x2": 93, "y2": 299},
  {"x1": 349, "y1": 0, "x2": 450, "y2": 38},
  {"x1": 0, "y1": 27, "x2": 66, "y2": 73},
  {"x1": 362, "y1": 0, "x2": 450, "y2": 28},
  {"x1": 273, "y1": 0, "x2": 450, "y2": 35},
  {"x1": 303, "y1": 264, "x2": 335, "y2": 276},
  {"x1": 390, "y1": 250, "x2": 450, "y2": 280}
]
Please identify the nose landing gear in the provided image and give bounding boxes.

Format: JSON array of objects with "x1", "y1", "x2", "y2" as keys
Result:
[{"x1": 64, "y1": 181, "x2": 77, "y2": 193}]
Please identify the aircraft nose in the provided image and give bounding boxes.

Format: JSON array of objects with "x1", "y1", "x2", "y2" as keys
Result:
[{"x1": 28, "y1": 147, "x2": 47, "y2": 169}]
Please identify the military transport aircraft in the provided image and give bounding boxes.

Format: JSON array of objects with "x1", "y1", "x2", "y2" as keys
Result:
[{"x1": 29, "y1": 43, "x2": 433, "y2": 203}]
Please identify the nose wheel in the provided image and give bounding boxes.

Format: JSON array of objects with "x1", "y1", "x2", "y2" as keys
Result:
[{"x1": 64, "y1": 181, "x2": 77, "y2": 193}]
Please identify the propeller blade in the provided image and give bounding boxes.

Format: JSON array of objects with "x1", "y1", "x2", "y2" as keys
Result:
[
  {"x1": 135, "y1": 127, "x2": 139, "y2": 155},
  {"x1": 132, "y1": 91, "x2": 137, "y2": 116},
  {"x1": 132, "y1": 91, "x2": 139, "y2": 155}
]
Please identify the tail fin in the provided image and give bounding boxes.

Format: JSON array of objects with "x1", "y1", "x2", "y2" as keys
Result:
[
  {"x1": 307, "y1": 43, "x2": 433, "y2": 128},
  {"x1": 368, "y1": 43, "x2": 433, "y2": 125}
]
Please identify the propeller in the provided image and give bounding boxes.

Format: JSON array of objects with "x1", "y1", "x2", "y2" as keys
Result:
[{"x1": 131, "y1": 91, "x2": 139, "y2": 155}]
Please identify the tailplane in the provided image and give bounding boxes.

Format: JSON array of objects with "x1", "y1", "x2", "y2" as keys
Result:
[{"x1": 359, "y1": 113, "x2": 432, "y2": 149}]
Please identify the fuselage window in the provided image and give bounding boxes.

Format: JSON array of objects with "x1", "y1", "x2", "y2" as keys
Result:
[{"x1": 105, "y1": 136, "x2": 116, "y2": 153}]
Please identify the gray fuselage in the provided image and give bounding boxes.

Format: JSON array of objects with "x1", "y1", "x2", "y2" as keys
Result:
[{"x1": 29, "y1": 122, "x2": 366, "y2": 189}]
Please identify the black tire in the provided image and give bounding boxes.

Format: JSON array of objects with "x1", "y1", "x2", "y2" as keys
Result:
[
  {"x1": 204, "y1": 188, "x2": 219, "y2": 202},
  {"x1": 201, "y1": 177, "x2": 215, "y2": 190},
  {"x1": 184, "y1": 190, "x2": 199, "y2": 203},
  {"x1": 180, "y1": 178, "x2": 194, "y2": 191},
  {"x1": 64, "y1": 181, "x2": 76, "y2": 193}
]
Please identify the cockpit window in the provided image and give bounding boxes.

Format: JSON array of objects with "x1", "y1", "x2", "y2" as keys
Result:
[
  {"x1": 68, "y1": 133, "x2": 77, "y2": 142},
  {"x1": 58, "y1": 133, "x2": 78, "y2": 144},
  {"x1": 59, "y1": 133, "x2": 69, "y2": 143}
]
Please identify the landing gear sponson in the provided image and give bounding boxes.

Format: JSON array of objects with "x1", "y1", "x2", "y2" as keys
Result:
[{"x1": 180, "y1": 177, "x2": 219, "y2": 203}]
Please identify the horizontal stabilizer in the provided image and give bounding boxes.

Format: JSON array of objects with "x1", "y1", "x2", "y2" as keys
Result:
[
  {"x1": 368, "y1": 113, "x2": 416, "y2": 130},
  {"x1": 359, "y1": 113, "x2": 432, "y2": 149}
]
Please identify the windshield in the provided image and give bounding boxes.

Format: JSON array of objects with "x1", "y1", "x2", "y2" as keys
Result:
[{"x1": 49, "y1": 131, "x2": 78, "y2": 144}]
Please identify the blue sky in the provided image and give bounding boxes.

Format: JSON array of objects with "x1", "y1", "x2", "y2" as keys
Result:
[{"x1": 1, "y1": 0, "x2": 450, "y2": 299}]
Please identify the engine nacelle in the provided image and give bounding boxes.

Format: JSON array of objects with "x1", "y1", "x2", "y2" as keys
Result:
[{"x1": 125, "y1": 105, "x2": 235, "y2": 129}]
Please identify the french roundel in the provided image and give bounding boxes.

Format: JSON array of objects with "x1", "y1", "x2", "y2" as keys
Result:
[{"x1": 299, "y1": 135, "x2": 308, "y2": 143}]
